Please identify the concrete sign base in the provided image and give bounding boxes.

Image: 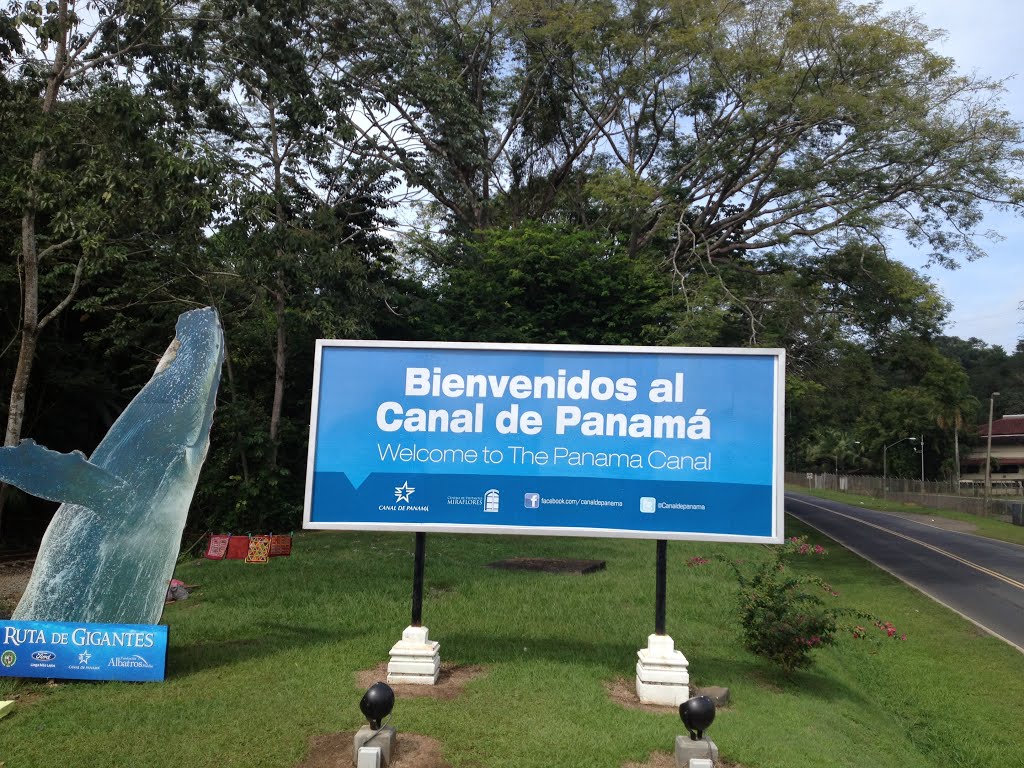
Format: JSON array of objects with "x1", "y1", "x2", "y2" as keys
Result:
[
  {"x1": 636, "y1": 633, "x2": 689, "y2": 706},
  {"x1": 387, "y1": 625, "x2": 441, "y2": 684}
]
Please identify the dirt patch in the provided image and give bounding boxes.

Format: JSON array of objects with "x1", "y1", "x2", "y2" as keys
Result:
[
  {"x1": 623, "y1": 750, "x2": 676, "y2": 768},
  {"x1": 296, "y1": 731, "x2": 450, "y2": 768},
  {"x1": 355, "y1": 663, "x2": 488, "y2": 700},
  {"x1": 485, "y1": 557, "x2": 606, "y2": 574},
  {"x1": 605, "y1": 677, "x2": 733, "y2": 715},
  {"x1": 623, "y1": 750, "x2": 746, "y2": 768},
  {"x1": 604, "y1": 677, "x2": 677, "y2": 714},
  {"x1": 0, "y1": 559, "x2": 34, "y2": 618}
]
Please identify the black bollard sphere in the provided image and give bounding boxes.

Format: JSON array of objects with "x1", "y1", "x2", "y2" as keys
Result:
[
  {"x1": 359, "y1": 682, "x2": 395, "y2": 730},
  {"x1": 679, "y1": 695, "x2": 716, "y2": 741}
]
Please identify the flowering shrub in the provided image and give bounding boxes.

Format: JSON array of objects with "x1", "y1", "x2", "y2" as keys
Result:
[
  {"x1": 724, "y1": 536, "x2": 905, "y2": 673},
  {"x1": 851, "y1": 621, "x2": 908, "y2": 642}
]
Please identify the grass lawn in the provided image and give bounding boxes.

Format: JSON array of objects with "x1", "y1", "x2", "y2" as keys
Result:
[
  {"x1": 2, "y1": 517, "x2": 1024, "y2": 767},
  {"x1": 786, "y1": 485, "x2": 1024, "y2": 546}
]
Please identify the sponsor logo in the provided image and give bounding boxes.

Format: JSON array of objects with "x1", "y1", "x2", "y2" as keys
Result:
[
  {"x1": 394, "y1": 481, "x2": 416, "y2": 503},
  {"x1": 640, "y1": 497, "x2": 656, "y2": 514},
  {"x1": 78, "y1": 650, "x2": 93, "y2": 665},
  {"x1": 108, "y1": 655, "x2": 154, "y2": 670},
  {"x1": 523, "y1": 492, "x2": 540, "y2": 509},
  {"x1": 31, "y1": 650, "x2": 56, "y2": 662},
  {"x1": 447, "y1": 495, "x2": 483, "y2": 506},
  {"x1": 1, "y1": 650, "x2": 15, "y2": 667},
  {"x1": 484, "y1": 489, "x2": 500, "y2": 513}
]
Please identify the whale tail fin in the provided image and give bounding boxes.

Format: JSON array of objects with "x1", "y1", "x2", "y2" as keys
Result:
[{"x1": 0, "y1": 439, "x2": 127, "y2": 508}]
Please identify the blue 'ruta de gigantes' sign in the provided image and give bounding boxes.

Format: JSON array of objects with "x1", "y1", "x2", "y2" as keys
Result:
[
  {"x1": 0, "y1": 620, "x2": 167, "y2": 682},
  {"x1": 304, "y1": 342, "x2": 784, "y2": 543}
]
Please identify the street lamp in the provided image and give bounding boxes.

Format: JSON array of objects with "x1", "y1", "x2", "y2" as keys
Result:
[
  {"x1": 883, "y1": 436, "x2": 917, "y2": 498},
  {"x1": 985, "y1": 392, "x2": 1000, "y2": 512}
]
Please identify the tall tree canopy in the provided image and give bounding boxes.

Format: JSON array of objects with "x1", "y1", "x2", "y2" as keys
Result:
[
  {"x1": 352, "y1": 0, "x2": 1023, "y2": 257},
  {"x1": 2, "y1": 0, "x2": 1023, "y2": 541}
]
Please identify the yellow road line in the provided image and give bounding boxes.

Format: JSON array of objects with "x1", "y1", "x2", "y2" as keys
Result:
[{"x1": 786, "y1": 496, "x2": 1024, "y2": 592}]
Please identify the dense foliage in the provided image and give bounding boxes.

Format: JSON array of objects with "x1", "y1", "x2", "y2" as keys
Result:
[{"x1": 2, "y1": 0, "x2": 1023, "y2": 543}]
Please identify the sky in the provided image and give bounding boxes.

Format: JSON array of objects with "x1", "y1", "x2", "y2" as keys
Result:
[{"x1": 877, "y1": 0, "x2": 1023, "y2": 351}]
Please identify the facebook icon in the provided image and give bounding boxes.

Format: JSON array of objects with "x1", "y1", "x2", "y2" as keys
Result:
[{"x1": 524, "y1": 493, "x2": 540, "y2": 509}]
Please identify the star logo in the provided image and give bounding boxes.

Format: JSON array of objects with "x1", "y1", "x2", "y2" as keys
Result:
[
  {"x1": 394, "y1": 481, "x2": 415, "y2": 503},
  {"x1": 78, "y1": 650, "x2": 92, "y2": 665}
]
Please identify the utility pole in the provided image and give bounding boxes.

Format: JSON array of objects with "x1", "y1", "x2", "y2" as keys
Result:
[{"x1": 985, "y1": 392, "x2": 1000, "y2": 512}]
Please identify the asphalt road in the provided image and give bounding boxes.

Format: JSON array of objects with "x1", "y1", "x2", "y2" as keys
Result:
[{"x1": 785, "y1": 492, "x2": 1024, "y2": 652}]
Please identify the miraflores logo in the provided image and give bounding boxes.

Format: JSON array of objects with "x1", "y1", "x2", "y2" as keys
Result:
[
  {"x1": 484, "y1": 489, "x2": 500, "y2": 513},
  {"x1": 447, "y1": 494, "x2": 483, "y2": 507},
  {"x1": 1, "y1": 650, "x2": 15, "y2": 667},
  {"x1": 394, "y1": 481, "x2": 416, "y2": 503},
  {"x1": 108, "y1": 655, "x2": 154, "y2": 669}
]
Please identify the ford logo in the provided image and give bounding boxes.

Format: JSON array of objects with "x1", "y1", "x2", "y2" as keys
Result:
[{"x1": 31, "y1": 651, "x2": 56, "y2": 662}]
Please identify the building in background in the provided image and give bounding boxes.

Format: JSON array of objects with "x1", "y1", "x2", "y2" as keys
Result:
[{"x1": 960, "y1": 414, "x2": 1024, "y2": 494}]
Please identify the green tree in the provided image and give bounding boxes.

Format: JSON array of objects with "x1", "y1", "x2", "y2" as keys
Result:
[
  {"x1": 936, "y1": 336, "x2": 1024, "y2": 419},
  {"x1": 424, "y1": 222, "x2": 673, "y2": 345},
  {"x1": 184, "y1": 0, "x2": 405, "y2": 528},
  {"x1": 355, "y1": 1, "x2": 1024, "y2": 256},
  {"x1": 0, "y1": 1, "x2": 218, "y2": 534}
]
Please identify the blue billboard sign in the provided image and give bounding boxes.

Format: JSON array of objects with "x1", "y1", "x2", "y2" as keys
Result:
[
  {"x1": 304, "y1": 342, "x2": 784, "y2": 543},
  {"x1": 0, "y1": 620, "x2": 168, "y2": 682}
]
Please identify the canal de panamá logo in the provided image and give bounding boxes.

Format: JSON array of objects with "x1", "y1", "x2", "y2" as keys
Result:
[
  {"x1": 1, "y1": 650, "x2": 15, "y2": 667},
  {"x1": 394, "y1": 481, "x2": 416, "y2": 503}
]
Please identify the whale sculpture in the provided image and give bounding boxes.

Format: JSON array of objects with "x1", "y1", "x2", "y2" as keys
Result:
[{"x1": 0, "y1": 307, "x2": 224, "y2": 625}]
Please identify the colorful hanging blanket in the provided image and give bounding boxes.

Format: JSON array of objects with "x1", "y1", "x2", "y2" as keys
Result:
[
  {"x1": 269, "y1": 534, "x2": 292, "y2": 557},
  {"x1": 225, "y1": 535, "x2": 250, "y2": 560},
  {"x1": 204, "y1": 534, "x2": 230, "y2": 560},
  {"x1": 246, "y1": 535, "x2": 272, "y2": 564}
]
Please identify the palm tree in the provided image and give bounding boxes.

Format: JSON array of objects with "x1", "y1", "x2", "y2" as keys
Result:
[{"x1": 805, "y1": 428, "x2": 863, "y2": 474}]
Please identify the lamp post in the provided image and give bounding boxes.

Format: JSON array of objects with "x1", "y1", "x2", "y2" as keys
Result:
[
  {"x1": 883, "y1": 436, "x2": 917, "y2": 498},
  {"x1": 985, "y1": 392, "x2": 1000, "y2": 512}
]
